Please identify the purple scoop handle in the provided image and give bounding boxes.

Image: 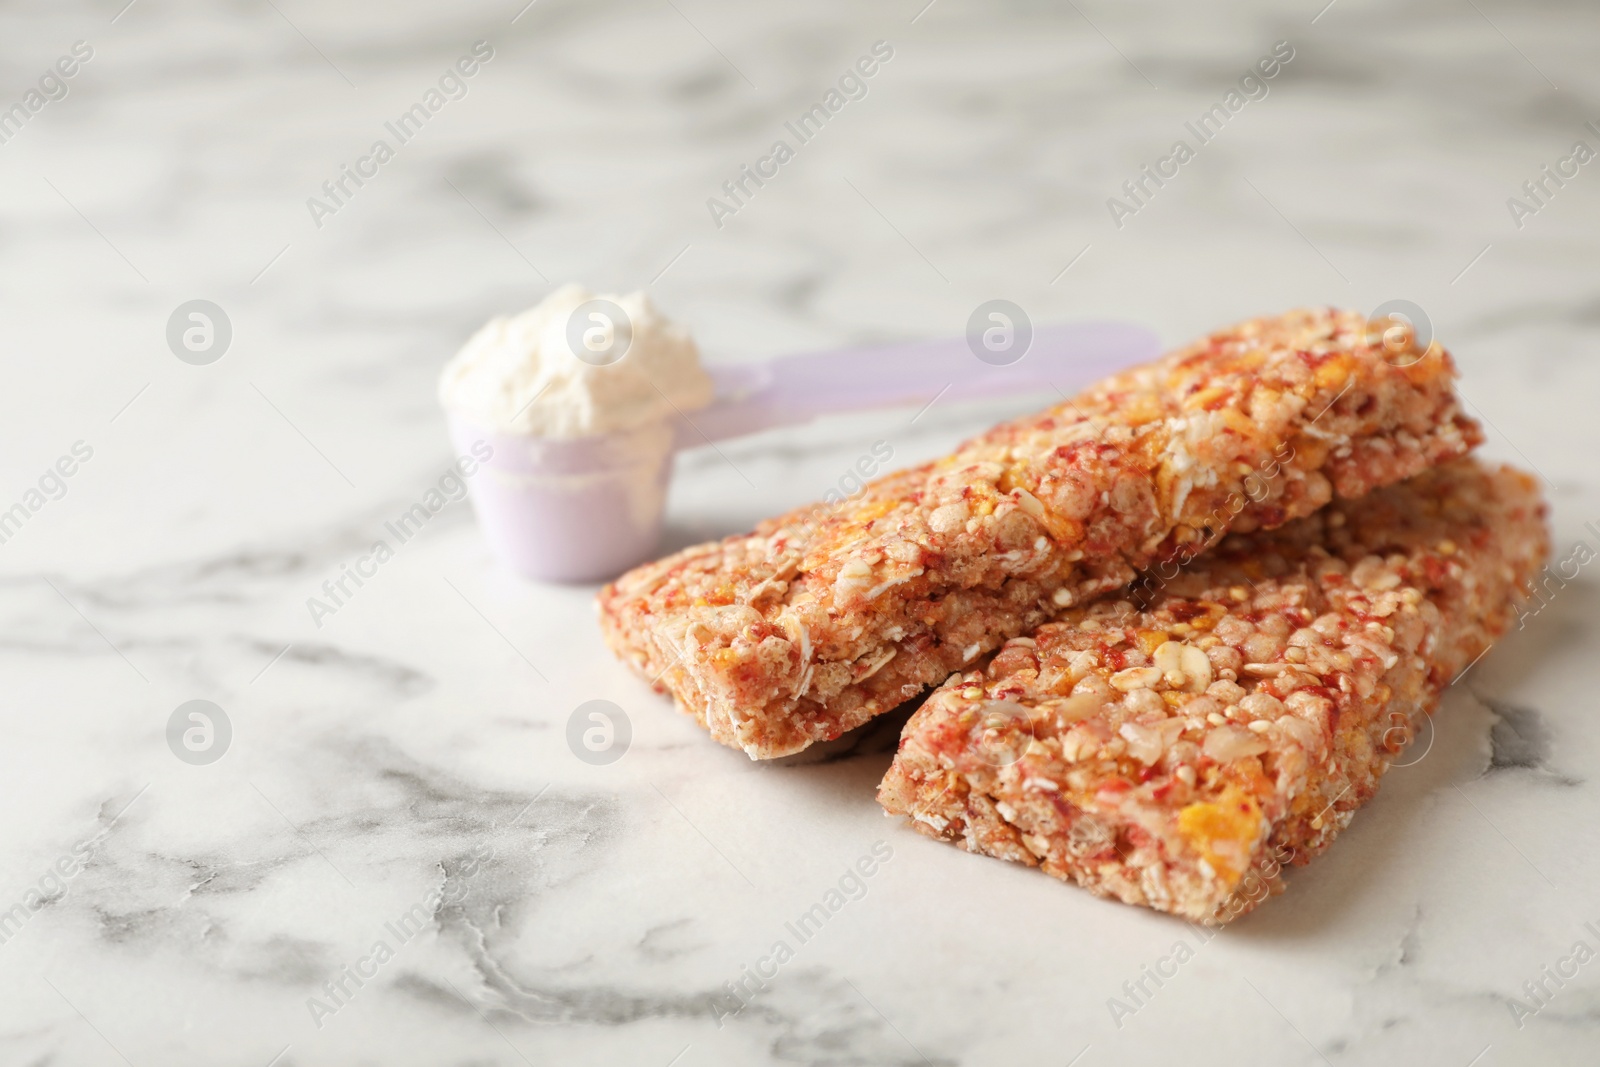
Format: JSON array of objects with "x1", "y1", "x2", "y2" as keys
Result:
[{"x1": 676, "y1": 320, "x2": 1162, "y2": 447}]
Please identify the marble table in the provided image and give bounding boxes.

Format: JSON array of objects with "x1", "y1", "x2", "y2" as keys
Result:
[{"x1": 1, "y1": 0, "x2": 1597, "y2": 1063}]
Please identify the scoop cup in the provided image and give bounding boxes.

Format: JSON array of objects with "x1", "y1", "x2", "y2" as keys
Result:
[{"x1": 447, "y1": 416, "x2": 675, "y2": 582}]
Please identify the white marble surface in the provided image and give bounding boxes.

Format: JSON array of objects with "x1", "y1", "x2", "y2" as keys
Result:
[{"x1": 2, "y1": 0, "x2": 1598, "y2": 1064}]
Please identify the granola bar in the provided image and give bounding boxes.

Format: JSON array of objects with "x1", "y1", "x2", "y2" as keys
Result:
[
  {"x1": 598, "y1": 308, "x2": 1482, "y2": 758},
  {"x1": 877, "y1": 460, "x2": 1549, "y2": 922}
]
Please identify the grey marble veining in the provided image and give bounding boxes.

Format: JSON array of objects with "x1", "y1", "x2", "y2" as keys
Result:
[{"x1": 1, "y1": 0, "x2": 1599, "y2": 1064}]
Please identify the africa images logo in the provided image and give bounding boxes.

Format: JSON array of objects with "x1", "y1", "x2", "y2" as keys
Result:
[
  {"x1": 1106, "y1": 40, "x2": 1295, "y2": 229},
  {"x1": 305, "y1": 41, "x2": 495, "y2": 229},
  {"x1": 705, "y1": 41, "x2": 895, "y2": 229}
]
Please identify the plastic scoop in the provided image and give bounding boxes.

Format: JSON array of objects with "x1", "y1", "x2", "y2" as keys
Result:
[{"x1": 448, "y1": 320, "x2": 1160, "y2": 582}]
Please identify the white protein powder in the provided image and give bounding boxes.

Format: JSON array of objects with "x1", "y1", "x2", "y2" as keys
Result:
[{"x1": 438, "y1": 283, "x2": 714, "y2": 438}]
